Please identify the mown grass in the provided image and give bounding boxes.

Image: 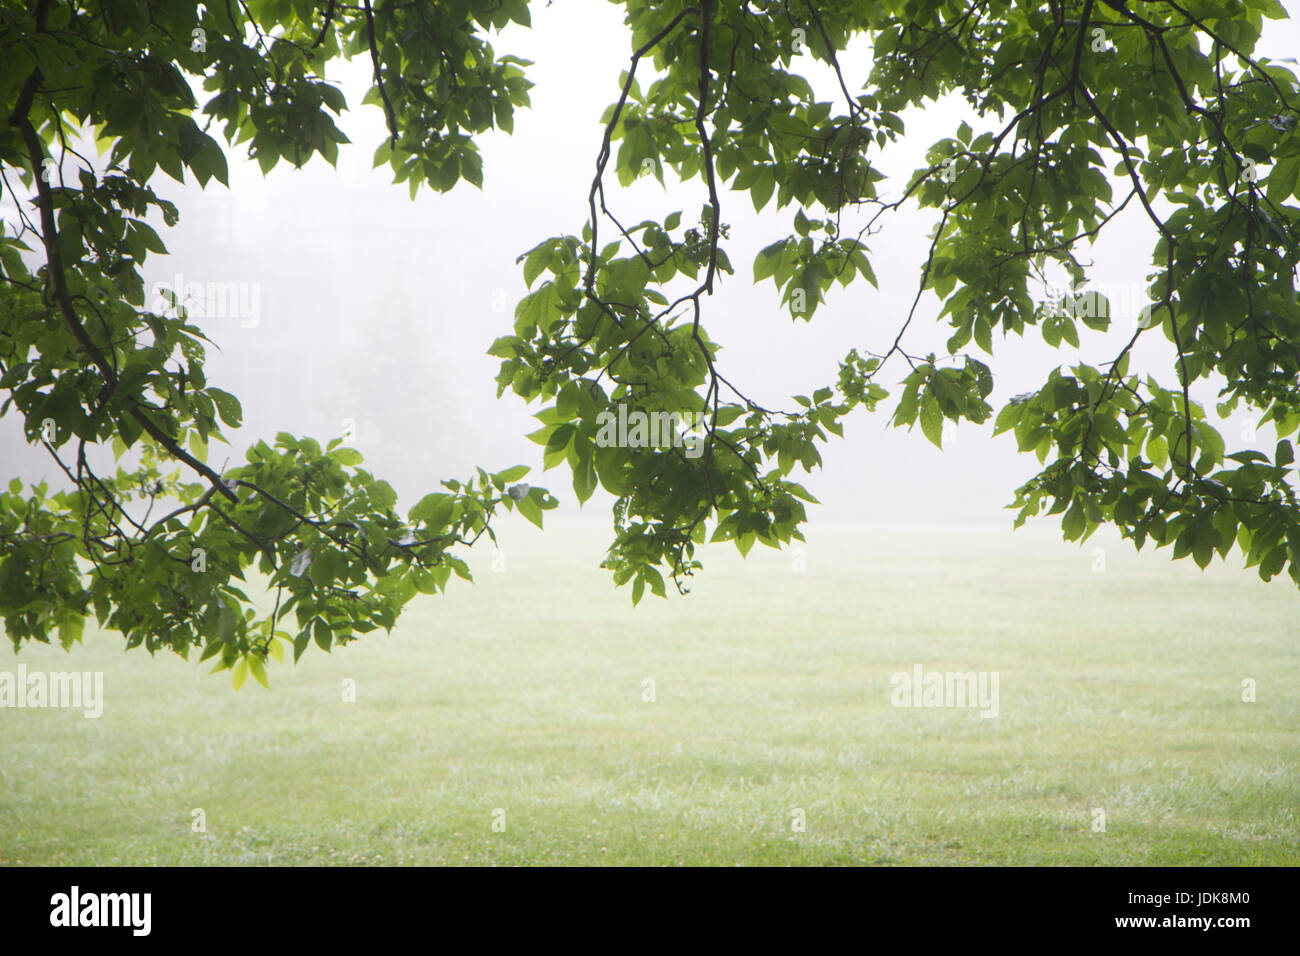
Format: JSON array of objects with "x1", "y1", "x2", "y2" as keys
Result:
[{"x1": 1, "y1": 520, "x2": 1296, "y2": 865}]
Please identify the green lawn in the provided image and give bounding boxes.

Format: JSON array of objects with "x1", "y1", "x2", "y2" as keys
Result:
[{"x1": 1, "y1": 520, "x2": 1297, "y2": 865}]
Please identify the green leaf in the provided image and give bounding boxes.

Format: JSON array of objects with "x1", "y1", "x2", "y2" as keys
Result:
[
  {"x1": 247, "y1": 655, "x2": 269, "y2": 689},
  {"x1": 330, "y1": 447, "x2": 364, "y2": 466},
  {"x1": 753, "y1": 240, "x2": 786, "y2": 282},
  {"x1": 370, "y1": 480, "x2": 398, "y2": 512},
  {"x1": 573, "y1": 447, "x2": 597, "y2": 504},
  {"x1": 207, "y1": 388, "x2": 242, "y2": 428},
  {"x1": 919, "y1": 397, "x2": 943, "y2": 448},
  {"x1": 313, "y1": 619, "x2": 332, "y2": 652},
  {"x1": 1061, "y1": 501, "x2": 1085, "y2": 540},
  {"x1": 516, "y1": 491, "x2": 545, "y2": 528}
]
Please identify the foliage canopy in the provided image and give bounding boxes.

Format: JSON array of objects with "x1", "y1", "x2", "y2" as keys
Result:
[{"x1": 3, "y1": 0, "x2": 1300, "y2": 683}]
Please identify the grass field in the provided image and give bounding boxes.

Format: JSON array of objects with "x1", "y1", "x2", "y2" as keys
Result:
[{"x1": 1, "y1": 519, "x2": 1297, "y2": 865}]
